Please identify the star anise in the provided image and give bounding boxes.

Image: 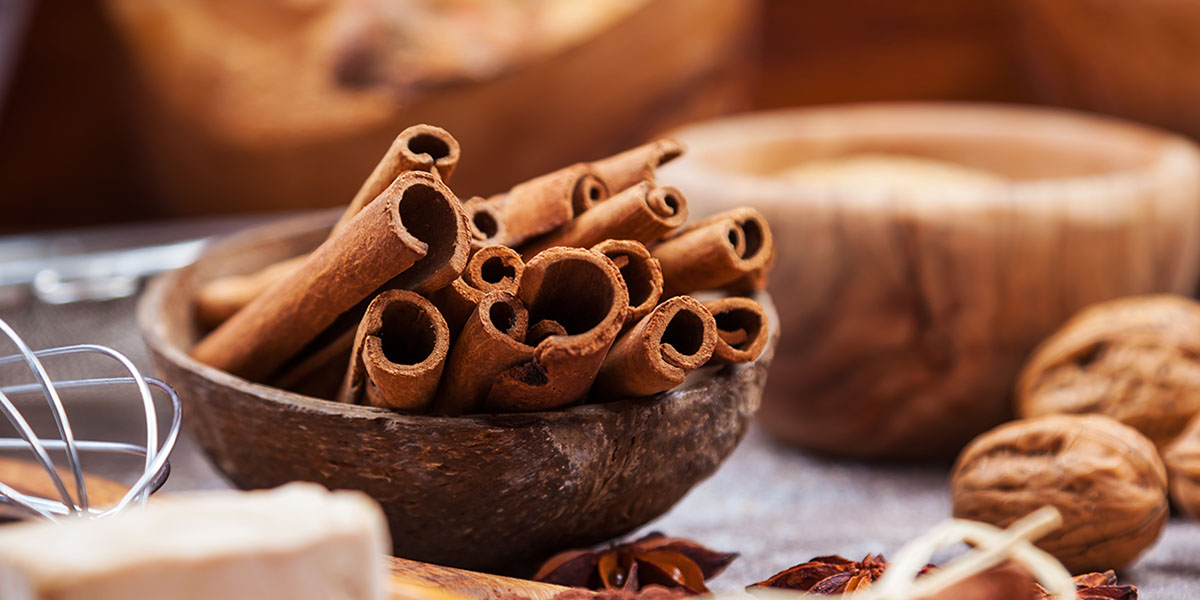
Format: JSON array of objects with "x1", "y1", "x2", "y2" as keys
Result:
[
  {"x1": 533, "y1": 533, "x2": 738, "y2": 595},
  {"x1": 1036, "y1": 571, "x2": 1137, "y2": 600},
  {"x1": 750, "y1": 554, "x2": 935, "y2": 594}
]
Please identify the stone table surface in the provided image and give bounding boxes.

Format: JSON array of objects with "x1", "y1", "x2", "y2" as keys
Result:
[{"x1": 1, "y1": 291, "x2": 1198, "y2": 597}]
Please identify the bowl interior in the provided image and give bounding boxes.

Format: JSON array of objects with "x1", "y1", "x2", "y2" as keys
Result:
[{"x1": 680, "y1": 103, "x2": 1188, "y2": 181}]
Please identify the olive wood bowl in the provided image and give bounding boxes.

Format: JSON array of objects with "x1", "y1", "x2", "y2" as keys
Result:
[
  {"x1": 661, "y1": 102, "x2": 1200, "y2": 459},
  {"x1": 137, "y1": 210, "x2": 777, "y2": 572}
]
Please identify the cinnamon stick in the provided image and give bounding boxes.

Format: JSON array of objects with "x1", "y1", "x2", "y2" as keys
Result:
[
  {"x1": 485, "y1": 247, "x2": 629, "y2": 412},
  {"x1": 431, "y1": 292, "x2": 532, "y2": 416},
  {"x1": 518, "y1": 183, "x2": 688, "y2": 258},
  {"x1": 590, "y1": 138, "x2": 685, "y2": 193},
  {"x1": 591, "y1": 239, "x2": 663, "y2": 325},
  {"x1": 703, "y1": 297, "x2": 769, "y2": 365},
  {"x1": 337, "y1": 290, "x2": 449, "y2": 410},
  {"x1": 194, "y1": 255, "x2": 306, "y2": 328},
  {"x1": 334, "y1": 124, "x2": 461, "y2": 231},
  {"x1": 191, "y1": 171, "x2": 460, "y2": 382},
  {"x1": 269, "y1": 170, "x2": 470, "y2": 394},
  {"x1": 194, "y1": 124, "x2": 461, "y2": 328},
  {"x1": 595, "y1": 295, "x2": 717, "y2": 397},
  {"x1": 651, "y1": 207, "x2": 774, "y2": 296},
  {"x1": 429, "y1": 245, "x2": 524, "y2": 335},
  {"x1": 475, "y1": 164, "x2": 609, "y2": 248}
]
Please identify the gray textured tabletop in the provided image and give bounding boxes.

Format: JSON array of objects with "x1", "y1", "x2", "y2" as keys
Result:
[{"x1": 2, "y1": 292, "x2": 1198, "y2": 596}]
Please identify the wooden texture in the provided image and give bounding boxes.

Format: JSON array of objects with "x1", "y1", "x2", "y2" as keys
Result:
[
  {"x1": 389, "y1": 557, "x2": 568, "y2": 600},
  {"x1": 1017, "y1": 0, "x2": 1200, "y2": 140},
  {"x1": 137, "y1": 211, "x2": 778, "y2": 572},
  {"x1": 661, "y1": 103, "x2": 1200, "y2": 459},
  {"x1": 103, "y1": 0, "x2": 756, "y2": 215}
]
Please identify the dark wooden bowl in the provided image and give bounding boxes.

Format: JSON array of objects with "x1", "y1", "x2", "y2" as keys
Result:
[{"x1": 137, "y1": 211, "x2": 777, "y2": 572}]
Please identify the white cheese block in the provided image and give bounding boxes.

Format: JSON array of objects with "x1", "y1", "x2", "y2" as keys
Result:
[{"x1": 0, "y1": 482, "x2": 390, "y2": 600}]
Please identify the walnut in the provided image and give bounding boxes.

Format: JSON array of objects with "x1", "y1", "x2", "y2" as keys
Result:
[
  {"x1": 950, "y1": 414, "x2": 1169, "y2": 573},
  {"x1": 1164, "y1": 414, "x2": 1200, "y2": 519},
  {"x1": 1016, "y1": 294, "x2": 1200, "y2": 450}
]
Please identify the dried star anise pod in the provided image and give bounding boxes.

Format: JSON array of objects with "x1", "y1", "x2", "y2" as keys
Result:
[
  {"x1": 750, "y1": 554, "x2": 935, "y2": 594},
  {"x1": 1036, "y1": 570, "x2": 1137, "y2": 600},
  {"x1": 533, "y1": 533, "x2": 738, "y2": 594}
]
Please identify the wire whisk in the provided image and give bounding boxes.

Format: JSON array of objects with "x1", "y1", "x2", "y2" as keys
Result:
[{"x1": 0, "y1": 317, "x2": 180, "y2": 521}]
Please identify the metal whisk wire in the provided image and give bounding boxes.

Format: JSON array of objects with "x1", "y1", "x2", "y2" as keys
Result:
[{"x1": 0, "y1": 318, "x2": 180, "y2": 521}]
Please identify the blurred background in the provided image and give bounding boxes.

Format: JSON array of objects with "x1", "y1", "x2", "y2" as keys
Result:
[{"x1": 6, "y1": 0, "x2": 1183, "y2": 232}]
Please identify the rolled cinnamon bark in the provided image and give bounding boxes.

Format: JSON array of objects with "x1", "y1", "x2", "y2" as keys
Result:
[
  {"x1": 334, "y1": 124, "x2": 461, "y2": 231},
  {"x1": 432, "y1": 293, "x2": 532, "y2": 416},
  {"x1": 337, "y1": 290, "x2": 450, "y2": 410},
  {"x1": 269, "y1": 170, "x2": 469, "y2": 393},
  {"x1": 596, "y1": 295, "x2": 717, "y2": 397},
  {"x1": 194, "y1": 255, "x2": 306, "y2": 329},
  {"x1": 703, "y1": 297, "x2": 769, "y2": 365},
  {"x1": 651, "y1": 207, "x2": 774, "y2": 296},
  {"x1": 429, "y1": 245, "x2": 524, "y2": 335},
  {"x1": 518, "y1": 183, "x2": 688, "y2": 258},
  {"x1": 191, "y1": 171, "x2": 460, "y2": 382},
  {"x1": 590, "y1": 138, "x2": 685, "y2": 193},
  {"x1": 463, "y1": 196, "x2": 505, "y2": 248},
  {"x1": 481, "y1": 164, "x2": 609, "y2": 248},
  {"x1": 193, "y1": 124, "x2": 460, "y2": 327},
  {"x1": 485, "y1": 247, "x2": 629, "y2": 412},
  {"x1": 591, "y1": 239, "x2": 663, "y2": 325}
]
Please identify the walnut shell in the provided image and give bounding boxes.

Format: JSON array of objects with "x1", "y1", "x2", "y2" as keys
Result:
[
  {"x1": 1017, "y1": 294, "x2": 1200, "y2": 450},
  {"x1": 950, "y1": 414, "x2": 1168, "y2": 573},
  {"x1": 1164, "y1": 414, "x2": 1200, "y2": 519}
]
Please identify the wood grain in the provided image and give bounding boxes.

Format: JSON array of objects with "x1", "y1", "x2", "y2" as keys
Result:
[
  {"x1": 663, "y1": 103, "x2": 1200, "y2": 458},
  {"x1": 0, "y1": 456, "x2": 129, "y2": 519}
]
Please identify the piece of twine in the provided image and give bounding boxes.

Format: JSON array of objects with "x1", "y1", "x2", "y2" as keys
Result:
[{"x1": 743, "y1": 506, "x2": 1077, "y2": 600}]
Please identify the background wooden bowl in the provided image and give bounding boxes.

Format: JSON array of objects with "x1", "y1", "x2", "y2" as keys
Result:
[
  {"x1": 137, "y1": 211, "x2": 776, "y2": 572},
  {"x1": 104, "y1": 0, "x2": 756, "y2": 216},
  {"x1": 1017, "y1": 0, "x2": 1200, "y2": 140},
  {"x1": 661, "y1": 102, "x2": 1200, "y2": 459}
]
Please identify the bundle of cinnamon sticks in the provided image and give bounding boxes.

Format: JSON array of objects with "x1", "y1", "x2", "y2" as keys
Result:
[{"x1": 190, "y1": 125, "x2": 773, "y2": 414}]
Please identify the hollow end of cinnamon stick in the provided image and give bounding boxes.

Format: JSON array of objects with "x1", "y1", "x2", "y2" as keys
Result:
[
  {"x1": 485, "y1": 247, "x2": 629, "y2": 412},
  {"x1": 349, "y1": 290, "x2": 450, "y2": 410},
  {"x1": 592, "y1": 239, "x2": 663, "y2": 325},
  {"x1": 590, "y1": 138, "x2": 686, "y2": 193},
  {"x1": 652, "y1": 207, "x2": 774, "y2": 296},
  {"x1": 337, "y1": 125, "x2": 461, "y2": 232},
  {"x1": 462, "y1": 245, "x2": 523, "y2": 293},
  {"x1": 382, "y1": 172, "x2": 471, "y2": 295},
  {"x1": 464, "y1": 196, "x2": 505, "y2": 247},
  {"x1": 572, "y1": 173, "x2": 610, "y2": 214},
  {"x1": 703, "y1": 297, "x2": 769, "y2": 365},
  {"x1": 596, "y1": 295, "x2": 717, "y2": 397},
  {"x1": 432, "y1": 292, "x2": 532, "y2": 416},
  {"x1": 401, "y1": 124, "x2": 461, "y2": 183}
]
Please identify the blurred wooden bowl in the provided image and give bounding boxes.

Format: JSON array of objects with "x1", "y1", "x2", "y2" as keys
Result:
[
  {"x1": 104, "y1": 0, "x2": 756, "y2": 216},
  {"x1": 137, "y1": 211, "x2": 776, "y2": 572},
  {"x1": 661, "y1": 102, "x2": 1200, "y2": 459},
  {"x1": 1018, "y1": 0, "x2": 1200, "y2": 139}
]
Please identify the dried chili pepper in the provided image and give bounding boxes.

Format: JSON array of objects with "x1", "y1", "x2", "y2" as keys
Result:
[{"x1": 533, "y1": 533, "x2": 737, "y2": 595}]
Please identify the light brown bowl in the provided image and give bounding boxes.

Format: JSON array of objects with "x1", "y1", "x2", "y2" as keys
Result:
[
  {"x1": 661, "y1": 102, "x2": 1200, "y2": 459},
  {"x1": 137, "y1": 211, "x2": 776, "y2": 572},
  {"x1": 105, "y1": 0, "x2": 756, "y2": 216}
]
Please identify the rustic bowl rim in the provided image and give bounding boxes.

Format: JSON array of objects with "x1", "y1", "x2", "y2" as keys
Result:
[
  {"x1": 136, "y1": 210, "x2": 779, "y2": 427},
  {"x1": 665, "y1": 101, "x2": 1200, "y2": 205}
]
